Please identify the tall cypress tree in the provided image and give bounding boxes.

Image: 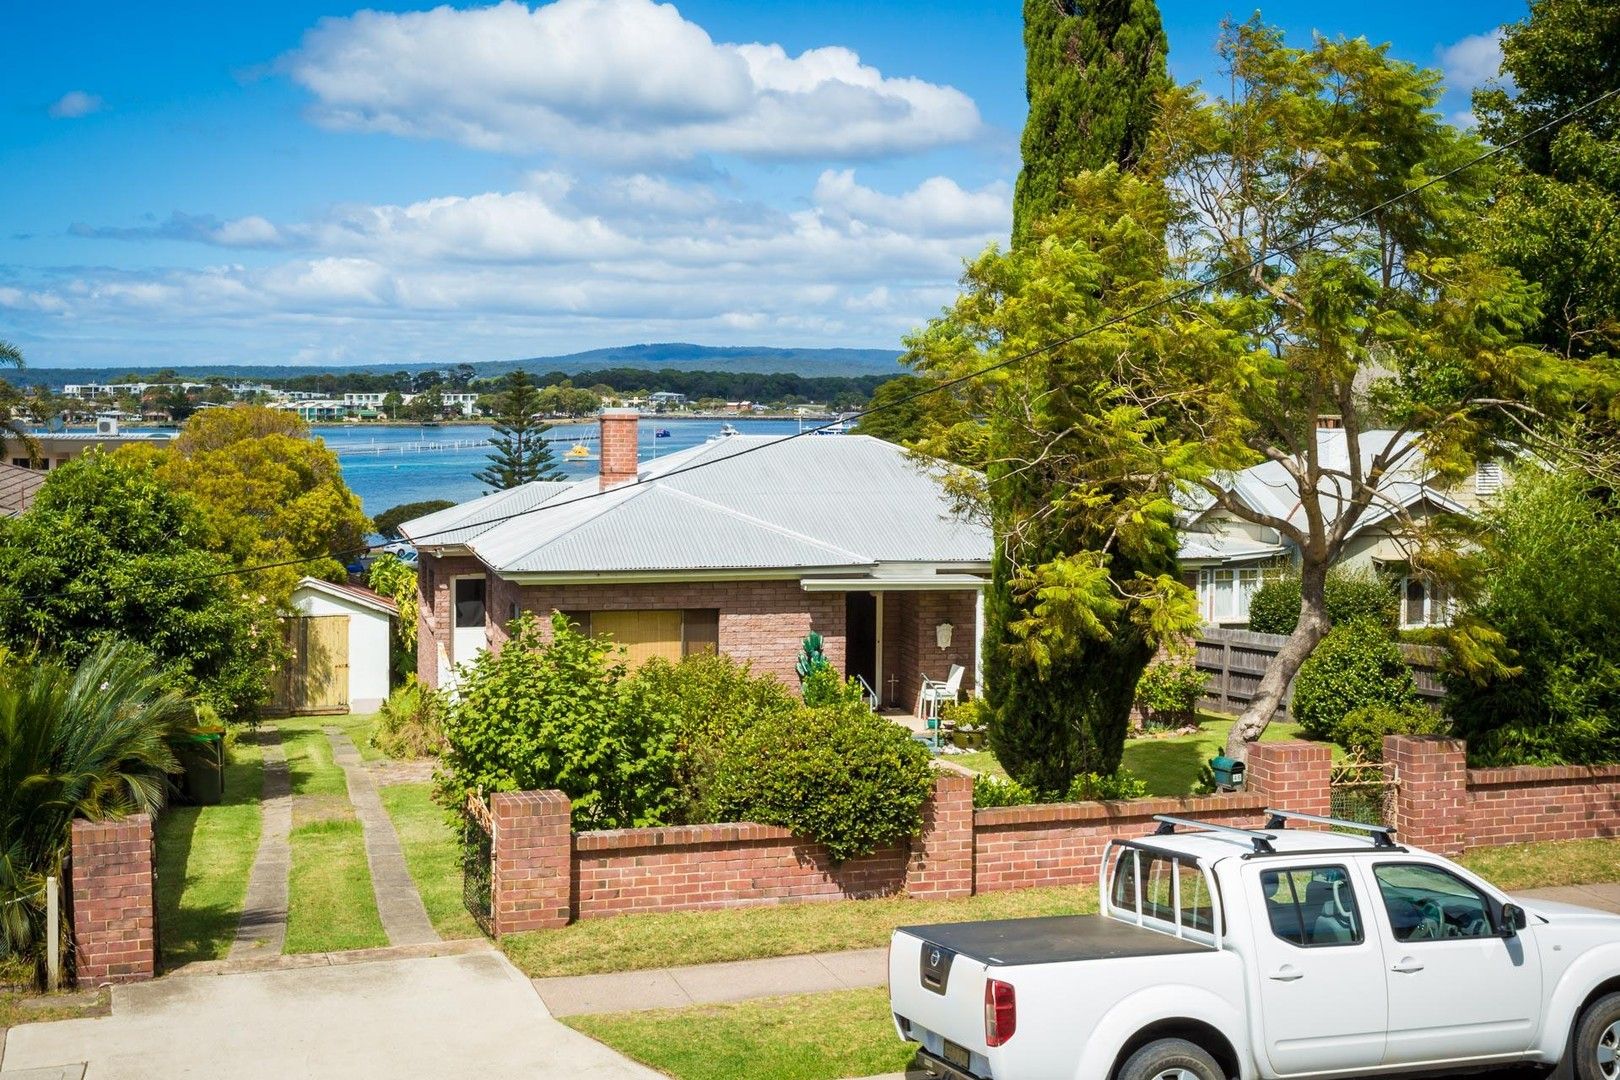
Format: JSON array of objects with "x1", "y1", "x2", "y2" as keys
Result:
[
  {"x1": 475, "y1": 369, "x2": 567, "y2": 490},
  {"x1": 982, "y1": 0, "x2": 1173, "y2": 792},
  {"x1": 1012, "y1": 0, "x2": 1169, "y2": 246}
]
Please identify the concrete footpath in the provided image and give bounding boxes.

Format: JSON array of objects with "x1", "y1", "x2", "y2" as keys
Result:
[
  {"x1": 1517, "y1": 882, "x2": 1620, "y2": 913},
  {"x1": 534, "y1": 947, "x2": 889, "y2": 1017},
  {"x1": 0, "y1": 951, "x2": 660, "y2": 1080},
  {"x1": 229, "y1": 726, "x2": 291, "y2": 958}
]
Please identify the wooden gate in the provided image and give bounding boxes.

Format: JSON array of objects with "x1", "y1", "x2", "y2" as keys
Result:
[{"x1": 270, "y1": 615, "x2": 350, "y2": 715}]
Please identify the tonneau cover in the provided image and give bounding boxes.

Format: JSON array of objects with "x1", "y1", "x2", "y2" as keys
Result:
[{"x1": 899, "y1": 914, "x2": 1211, "y2": 967}]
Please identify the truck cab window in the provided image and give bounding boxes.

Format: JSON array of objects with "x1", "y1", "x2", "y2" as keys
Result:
[
  {"x1": 1373, "y1": 863, "x2": 1495, "y2": 941},
  {"x1": 1111, "y1": 849, "x2": 1215, "y2": 934},
  {"x1": 1260, "y1": 867, "x2": 1362, "y2": 947}
]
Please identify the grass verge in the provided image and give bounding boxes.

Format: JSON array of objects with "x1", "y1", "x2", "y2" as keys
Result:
[
  {"x1": 1459, "y1": 838, "x2": 1620, "y2": 892},
  {"x1": 276, "y1": 716, "x2": 350, "y2": 797},
  {"x1": 566, "y1": 987, "x2": 913, "y2": 1080},
  {"x1": 378, "y1": 782, "x2": 480, "y2": 939},
  {"x1": 505, "y1": 885, "x2": 1095, "y2": 979},
  {"x1": 155, "y1": 731, "x2": 266, "y2": 967}
]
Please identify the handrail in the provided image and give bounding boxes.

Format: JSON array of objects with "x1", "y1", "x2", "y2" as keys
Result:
[
  {"x1": 852, "y1": 674, "x2": 880, "y2": 711},
  {"x1": 1264, "y1": 808, "x2": 1398, "y2": 848},
  {"x1": 1153, "y1": 814, "x2": 1277, "y2": 854}
]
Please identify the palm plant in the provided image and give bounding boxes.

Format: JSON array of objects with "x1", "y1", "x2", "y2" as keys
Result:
[
  {"x1": 0, "y1": 641, "x2": 190, "y2": 971},
  {"x1": 0, "y1": 338, "x2": 38, "y2": 466}
]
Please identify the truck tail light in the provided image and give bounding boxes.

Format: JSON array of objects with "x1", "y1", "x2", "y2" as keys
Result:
[{"x1": 984, "y1": 978, "x2": 1016, "y2": 1047}]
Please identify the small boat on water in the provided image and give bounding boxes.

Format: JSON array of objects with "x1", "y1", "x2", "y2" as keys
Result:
[
  {"x1": 655, "y1": 428, "x2": 672, "y2": 438},
  {"x1": 706, "y1": 423, "x2": 742, "y2": 443},
  {"x1": 564, "y1": 443, "x2": 592, "y2": 460},
  {"x1": 813, "y1": 418, "x2": 849, "y2": 436}
]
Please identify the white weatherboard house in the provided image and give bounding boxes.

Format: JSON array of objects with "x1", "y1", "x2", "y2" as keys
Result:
[
  {"x1": 282, "y1": 577, "x2": 398, "y2": 713},
  {"x1": 1176, "y1": 427, "x2": 1498, "y2": 630}
]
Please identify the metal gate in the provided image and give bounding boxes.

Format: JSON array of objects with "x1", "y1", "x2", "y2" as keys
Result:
[
  {"x1": 1329, "y1": 762, "x2": 1398, "y2": 828},
  {"x1": 462, "y1": 794, "x2": 493, "y2": 937}
]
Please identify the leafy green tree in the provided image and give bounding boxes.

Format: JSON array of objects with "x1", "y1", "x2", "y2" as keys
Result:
[
  {"x1": 475, "y1": 370, "x2": 566, "y2": 489},
  {"x1": 1246, "y1": 569, "x2": 1399, "y2": 636},
  {"x1": 374, "y1": 499, "x2": 455, "y2": 539},
  {"x1": 380, "y1": 390, "x2": 404, "y2": 417},
  {"x1": 1136, "y1": 22, "x2": 1574, "y2": 757},
  {"x1": 0, "y1": 339, "x2": 37, "y2": 465},
  {"x1": 1013, "y1": 0, "x2": 1169, "y2": 246},
  {"x1": 1475, "y1": 0, "x2": 1620, "y2": 363},
  {"x1": 0, "y1": 454, "x2": 274, "y2": 719},
  {"x1": 853, "y1": 375, "x2": 955, "y2": 447},
  {"x1": 367, "y1": 553, "x2": 419, "y2": 682},
  {"x1": 116, "y1": 406, "x2": 370, "y2": 606},
  {"x1": 0, "y1": 641, "x2": 190, "y2": 972},
  {"x1": 404, "y1": 386, "x2": 444, "y2": 421}
]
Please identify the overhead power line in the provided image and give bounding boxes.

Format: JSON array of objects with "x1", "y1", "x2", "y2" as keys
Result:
[{"x1": 13, "y1": 84, "x2": 1620, "y2": 604}]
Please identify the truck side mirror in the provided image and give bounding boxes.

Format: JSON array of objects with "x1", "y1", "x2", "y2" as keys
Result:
[{"x1": 1500, "y1": 902, "x2": 1527, "y2": 936}]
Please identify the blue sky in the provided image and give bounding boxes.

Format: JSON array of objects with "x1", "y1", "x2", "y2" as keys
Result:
[{"x1": 1, "y1": 0, "x2": 1524, "y2": 370}]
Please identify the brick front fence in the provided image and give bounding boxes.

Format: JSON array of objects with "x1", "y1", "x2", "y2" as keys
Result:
[
  {"x1": 484, "y1": 737, "x2": 1620, "y2": 935},
  {"x1": 68, "y1": 815, "x2": 157, "y2": 985}
]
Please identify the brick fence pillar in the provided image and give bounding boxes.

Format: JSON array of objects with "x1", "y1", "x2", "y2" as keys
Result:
[
  {"x1": 906, "y1": 772, "x2": 974, "y2": 900},
  {"x1": 69, "y1": 814, "x2": 156, "y2": 985},
  {"x1": 1386, "y1": 735, "x2": 1468, "y2": 856},
  {"x1": 1245, "y1": 740, "x2": 1333, "y2": 819},
  {"x1": 491, "y1": 790, "x2": 573, "y2": 935}
]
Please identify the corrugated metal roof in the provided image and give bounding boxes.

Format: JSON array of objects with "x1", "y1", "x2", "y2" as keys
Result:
[
  {"x1": 0, "y1": 464, "x2": 45, "y2": 518},
  {"x1": 399, "y1": 481, "x2": 575, "y2": 547},
  {"x1": 402, "y1": 434, "x2": 991, "y2": 576}
]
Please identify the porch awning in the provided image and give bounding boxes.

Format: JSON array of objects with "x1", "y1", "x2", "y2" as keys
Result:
[{"x1": 800, "y1": 574, "x2": 986, "y2": 592}]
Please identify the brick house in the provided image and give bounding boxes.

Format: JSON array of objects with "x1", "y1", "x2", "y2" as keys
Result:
[{"x1": 400, "y1": 410, "x2": 991, "y2": 710}]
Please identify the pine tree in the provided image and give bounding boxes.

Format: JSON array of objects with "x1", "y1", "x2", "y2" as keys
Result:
[
  {"x1": 1012, "y1": 0, "x2": 1169, "y2": 246},
  {"x1": 474, "y1": 370, "x2": 566, "y2": 490}
]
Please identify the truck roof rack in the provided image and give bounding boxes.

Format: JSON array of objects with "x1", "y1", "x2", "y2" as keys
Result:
[
  {"x1": 1263, "y1": 808, "x2": 1398, "y2": 848},
  {"x1": 1153, "y1": 814, "x2": 1277, "y2": 854}
]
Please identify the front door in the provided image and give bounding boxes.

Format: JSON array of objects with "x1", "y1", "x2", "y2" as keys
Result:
[
  {"x1": 1247, "y1": 862, "x2": 1388, "y2": 1074},
  {"x1": 1368, "y1": 860, "x2": 1541, "y2": 1066},
  {"x1": 845, "y1": 592, "x2": 877, "y2": 694},
  {"x1": 451, "y1": 576, "x2": 488, "y2": 668}
]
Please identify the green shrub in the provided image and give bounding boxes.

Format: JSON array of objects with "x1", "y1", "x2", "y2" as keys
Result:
[
  {"x1": 373, "y1": 678, "x2": 445, "y2": 759},
  {"x1": 1336, "y1": 703, "x2": 1449, "y2": 762},
  {"x1": 435, "y1": 613, "x2": 680, "y2": 831},
  {"x1": 973, "y1": 774, "x2": 1037, "y2": 808},
  {"x1": 1246, "y1": 568, "x2": 1398, "y2": 636},
  {"x1": 941, "y1": 697, "x2": 989, "y2": 730},
  {"x1": 800, "y1": 664, "x2": 847, "y2": 708},
  {"x1": 1066, "y1": 769, "x2": 1150, "y2": 801},
  {"x1": 1134, "y1": 656, "x2": 1207, "y2": 728},
  {"x1": 1291, "y1": 619, "x2": 1419, "y2": 741},
  {"x1": 708, "y1": 693, "x2": 934, "y2": 862}
]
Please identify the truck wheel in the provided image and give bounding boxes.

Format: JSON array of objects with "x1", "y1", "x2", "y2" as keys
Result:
[
  {"x1": 1116, "y1": 1038, "x2": 1225, "y2": 1080},
  {"x1": 1575, "y1": 992, "x2": 1620, "y2": 1080}
]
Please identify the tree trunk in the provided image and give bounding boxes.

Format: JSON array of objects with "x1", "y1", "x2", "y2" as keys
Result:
[{"x1": 1224, "y1": 560, "x2": 1331, "y2": 760}]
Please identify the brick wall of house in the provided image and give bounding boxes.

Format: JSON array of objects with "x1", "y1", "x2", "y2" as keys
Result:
[
  {"x1": 416, "y1": 552, "x2": 487, "y2": 688},
  {"x1": 973, "y1": 794, "x2": 1268, "y2": 893},
  {"x1": 890, "y1": 590, "x2": 978, "y2": 712},
  {"x1": 69, "y1": 815, "x2": 156, "y2": 985}
]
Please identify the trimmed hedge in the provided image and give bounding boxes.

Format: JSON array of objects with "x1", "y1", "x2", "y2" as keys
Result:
[
  {"x1": 1291, "y1": 619, "x2": 1420, "y2": 743},
  {"x1": 1247, "y1": 569, "x2": 1398, "y2": 636}
]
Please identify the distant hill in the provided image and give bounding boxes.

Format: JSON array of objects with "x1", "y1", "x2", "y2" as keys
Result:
[{"x1": 13, "y1": 343, "x2": 903, "y2": 388}]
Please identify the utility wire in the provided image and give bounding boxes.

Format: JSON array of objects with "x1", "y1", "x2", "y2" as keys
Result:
[{"x1": 15, "y1": 84, "x2": 1620, "y2": 603}]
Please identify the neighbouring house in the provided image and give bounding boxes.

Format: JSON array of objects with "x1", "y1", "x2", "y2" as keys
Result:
[
  {"x1": 1177, "y1": 424, "x2": 1500, "y2": 630},
  {"x1": 0, "y1": 462, "x2": 45, "y2": 517},
  {"x1": 270, "y1": 577, "x2": 398, "y2": 715},
  {"x1": 7, "y1": 418, "x2": 175, "y2": 472},
  {"x1": 400, "y1": 410, "x2": 991, "y2": 711}
]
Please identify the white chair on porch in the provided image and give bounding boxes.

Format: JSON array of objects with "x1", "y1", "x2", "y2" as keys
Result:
[{"x1": 917, "y1": 664, "x2": 965, "y2": 746}]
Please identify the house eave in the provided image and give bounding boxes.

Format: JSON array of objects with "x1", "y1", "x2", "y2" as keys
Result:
[{"x1": 497, "y1": 565, "x2": 865, "y2": 586}]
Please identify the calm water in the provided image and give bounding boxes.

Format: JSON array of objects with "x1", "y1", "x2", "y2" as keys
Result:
[{"x1": 315, "y1": 417, "x2": 812, "y2": 515}]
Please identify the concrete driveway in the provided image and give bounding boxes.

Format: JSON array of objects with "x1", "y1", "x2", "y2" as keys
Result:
[{"x1": 0, "y1": 950, "x2": 660, "y2": 1080}]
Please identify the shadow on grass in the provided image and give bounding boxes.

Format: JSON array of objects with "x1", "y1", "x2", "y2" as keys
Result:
[{"x1": 1121, "y1": 738, "x2": 1211, "y2": 798}]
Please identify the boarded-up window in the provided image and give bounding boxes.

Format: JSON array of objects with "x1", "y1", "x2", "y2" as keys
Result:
[
  {"x1": 591, "y1": 610, "x2": 684, "y2": 667},
  {"x1": 683, "y1": 609, "x2": 719, "y2": 656}
]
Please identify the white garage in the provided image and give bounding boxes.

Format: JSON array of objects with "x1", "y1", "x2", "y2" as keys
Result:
[{"x1": 275, "y1": 577, "x2": 399, "y2": 714}]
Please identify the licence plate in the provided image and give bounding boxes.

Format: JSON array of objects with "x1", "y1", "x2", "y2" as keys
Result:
[{"x1": 943, "y1": 1040, "x2": 972, "y2": 1069}]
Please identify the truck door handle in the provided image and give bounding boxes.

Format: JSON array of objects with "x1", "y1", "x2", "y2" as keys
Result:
[
  {"x1": 1268, "y1": 965, "x2": 1304, "y2": 982},
  {"x1": 1391, "y1": 959, "x2": 1425, "y2": 974}
]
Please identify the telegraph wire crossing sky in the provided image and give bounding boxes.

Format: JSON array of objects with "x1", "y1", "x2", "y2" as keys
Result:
[{"x1": 0, "y1": 0, "x2": 1527, "y2": 369}]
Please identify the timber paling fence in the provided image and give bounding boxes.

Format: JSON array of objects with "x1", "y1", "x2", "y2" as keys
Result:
[{"x1": 1193, "y1": 627, "x2": 1446, "y2": 721}]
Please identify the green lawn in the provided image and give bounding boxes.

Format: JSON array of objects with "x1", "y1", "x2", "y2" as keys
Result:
[
  {"x1": 277, "y1": 717, "x2": 388, "y2": 954},
  {"x1": 155, "y1": 731, "x2": 265, "y2": 967},
  {"x1": 1459, "y1": 838, "x2": 1620, "y2": 892},
  {"x1": 954, "y1": 715, "x2": 1340, "y2": 797},
  {"x1": 379, "y1": 782, "x2": 481, "y2": 940},
  {"x1": 567, "y1": 988, "x2": 914, "y2": 1080},
  {"x1": 504, "y1": 885, "x2": 1095, "y2": 979}
]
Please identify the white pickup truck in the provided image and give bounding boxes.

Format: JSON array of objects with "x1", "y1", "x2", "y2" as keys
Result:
[{"x1": 889, "y1": 809, "x2": 1620, "y2": 1080}]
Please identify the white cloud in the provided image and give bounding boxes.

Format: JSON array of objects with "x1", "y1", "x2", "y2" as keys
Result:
[
  {"x1": 47, "y1": 91, "x2": 103, "y2": 119},
  {"x1": 813, "y1": 169, "x2": 1010, "y2": 236},
  {"x1": 283, "y1": 0, "x2": 981, "y2": 160},
  {"x1": 1439, "y1": 29, "x2": 1504, "y2": 94}
]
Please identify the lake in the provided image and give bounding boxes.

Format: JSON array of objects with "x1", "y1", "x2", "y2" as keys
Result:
[{"x1": 315, "y1": 416, "x2": 812, "y2": 515}]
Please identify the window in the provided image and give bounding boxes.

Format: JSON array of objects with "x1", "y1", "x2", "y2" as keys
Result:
[
  {"x1": 562, "y1": 609, "x2": 721, "y2": 666},
  {"x1": 1374, "y1": 863, "x2": 1496, "y2": 941},
  {"x1": 1198, "y1": 567, "x2": 1264, "y2": 623},
  {"x1": 1475, "y1": 461, "x2": 1503, "y2": 496},
  {"x1": 1400, "y1": 576, "x2": 1450, "y2": 628},
  {"x1": 453, "y1": 577, "x2": 486, "y2": 629},
  {"x1": 1110, "y1": 848, "x2": 1216, "y2": 934},
  {"x1": 1260, "y1": 866, "x2": 1363, "y2": 947}
]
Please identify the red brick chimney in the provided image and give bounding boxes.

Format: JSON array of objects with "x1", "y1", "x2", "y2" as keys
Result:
[{"x1": 599, "y1": 408, "x2": 639, "y2": 491}]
